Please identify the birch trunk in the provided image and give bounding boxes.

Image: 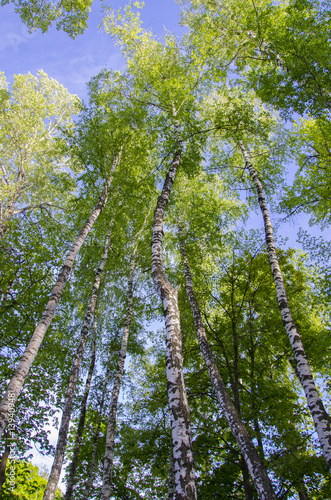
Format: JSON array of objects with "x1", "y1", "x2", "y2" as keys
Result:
[
  {"x1": 151, "y1": 147, "x2": 197, "y2": 500},
  {"x1": 43, "y1": 223, "x2": 113, "y2": 500},
  {"x1": 83, "y1": 352, "x2": 112, "y2": 500},
  {"x1": 228, "y1": 284, "x2": 254, "y2": 500},
  {"x1": 178, "y1": 227, "x2": 277, "y2": 500},
  {"x1": 239, "y1": 141, "x2": 331, "y2": 472},
  {"x1": 298, "y1": 482, "x2": 309, "y2": 500},
  {"x1": 0, "y1": 443, "x2": 10, "y2": 489},
  {"x1": 0, "y1": 154, "x2": 121, "y2": 440},
  {"x1": 168, "y1": 449, "x2": 176, "y2": 500},
  {"x1": 64, "y1": 317, "x2": 97, "y2": 500},
  {"x1": 101, "y1": 246, "x2": 137, "y2": 500},
  {"x1": 101, "y1": 204, "x2": 153, "y2": 499},
  {"x1": 241, "y1": 457, "x2": 254, "y2": 500}
]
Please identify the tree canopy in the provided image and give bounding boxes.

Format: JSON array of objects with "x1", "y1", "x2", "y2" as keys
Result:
[{"x1": 0, "y1": 0, "x2": 330, "y2": 499}]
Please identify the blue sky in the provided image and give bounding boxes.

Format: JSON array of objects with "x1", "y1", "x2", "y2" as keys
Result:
[{"x1": 0, "y1": 0, "x2": 184, "y2": 99}]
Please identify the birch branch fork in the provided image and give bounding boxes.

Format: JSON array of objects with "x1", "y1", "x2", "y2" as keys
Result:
[
  {"x1": 239, "y1": 140, "x2": 331, "y2": 472},
  {"x1": 151, "y1": 143, "x2": 197, "y2": 500},
  {"x1": 0, "y1": 154, "x2": 120, "y2": 440},
  {"x1": 178, "y1": 224, "x2": 277, "y2": 500}
]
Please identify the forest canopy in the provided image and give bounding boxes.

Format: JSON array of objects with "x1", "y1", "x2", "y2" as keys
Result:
[{"x1": 0, "y1": 1, "x2": 330, "y2": 499}]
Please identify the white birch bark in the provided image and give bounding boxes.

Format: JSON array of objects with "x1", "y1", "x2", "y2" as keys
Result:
[
  {"x1": 83, "y1": 352, "x2": 113, "y2": 500},
  {"x1": 239, "y1": 141, "x2": 331, "y2": 472},
  {"x1": 178, "y1": 226, "x2": 277, "y2": 500},
  {"x1": 64, "y1": 316, "x2": 97, "y2": 500},
  {"x1": 151, "y1": 146, "x2": 197, "y2": 500},
  {"x1": 168, "y1": 448, "x2": 176, "y2": 500},
  {"x1": 0, "y1": 154, "x2": 121, "y2": 440},
  {"x1": 43, "y1": 223, "x2": 113, "y2": 500},
  {"x1": 101, "y1": 245, "x2": 137, "y2": 500}
]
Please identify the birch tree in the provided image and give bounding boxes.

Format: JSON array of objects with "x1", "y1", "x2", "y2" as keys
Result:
[
  {"x1": 103, "y1": 7, "x2": 209, "y2": 497},
  {"x1": 177, "y1": 223, "x2": 277, "y2": 500},
  {"x1": 61, "y1": 193, "x2": 157, "y2": 498},
  {"x1": 102, "y1": 210, "x2": 152, "y2": 499},
  {"x1": 239, "y1": 141, "x2": 331, "y2": 472},
  {"x1": 182, "y1": 0, "x2": 331, "y2": 117},
  {"x1": 152, "y1": 148, "x2": 199, "y2": 499},
  {"x1": 82, "y1": 352, "x2": 113, "y2": 500},
  {"x1": 0, "y1": 70, "x2": 80, "y2": 242},
  {"x1": 1, "y1": 1, "x2": 330, "y2": 497},
  {"x1": 43, "y1": 221, "x2": 114, "y2": 500},
  {"x1": 64, "y1": 315, "x2": 97, "y2": 500},
  {"x1": 188, "y1": 230, "x2": 330, "y2": 497},
  {"x1": 0, "y1": 0, "x2": 93, "y2": 37},
  {"x1": 201, "y1": 86, "x2": 331, "y2": 471},
  {"x1": 0, "y1": 66, "x2": 152, "y2": 442},
  {"x1": 155, "y1": 149, "x2": 329, "y2": 493},
  {"x1": 162, "y1": 172, "x2": 274, "y2": 497},
  {"x1": 0, "y1": 157, "x2": 116, "y2": 440}
]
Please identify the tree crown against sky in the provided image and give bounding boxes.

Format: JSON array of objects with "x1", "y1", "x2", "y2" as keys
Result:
[
  {"x1": 0, "y1": 70, "x2": 81, "y2": 240},
  {"x1": 1, "y1": 0, "x2": 93, "y2": 37}
]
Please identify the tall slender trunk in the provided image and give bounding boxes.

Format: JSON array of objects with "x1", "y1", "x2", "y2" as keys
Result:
[
  {"x1": 230, "y1": 277, "x2": 241, "y2": 415},
  {"x1": 241, "y1": 457, "x2": 254, "y2": 500},
  {"x1": 239, "y1": 141, "x2": 331, "y2": 472},
  {"x1": 0, "y1": 154, "x2": 121, "y2": 440},
  {"x1": 207, "y1": 309, "x2": 255, "y2": 498},
  {"x1": 151, "y1": 146, "x2": 197, "y2": 500},
  {"x1": 228, "y1": 279, "x2": 253, "y2": 499},
  {"x1": 43, "y1": 223, "x2": 113, "y2": 500},
  {"x1": 249, "y1": 328, "x2": 266, "y2": 463},
  {"x1": 101, "y1": 203, "x2": 153, "y2": 500},
  {"x1": 64, "y1": 316, "x2": 97, "y2": 500},
  {"x1": 101, "y1": 245, "x2": 137, "y2": 500},
  {"x1": 298, "y1": 481, "x2": 309, "y2": 500},
  {"x1": 83, "y1": 351, "x2": 113, "y2": 500},
  {"x1": 0, "y1": 442, "x2": 10, "y2": 489},
  {"x1": 178, "y1": 226, "x2": 277, "y2": 500}
]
